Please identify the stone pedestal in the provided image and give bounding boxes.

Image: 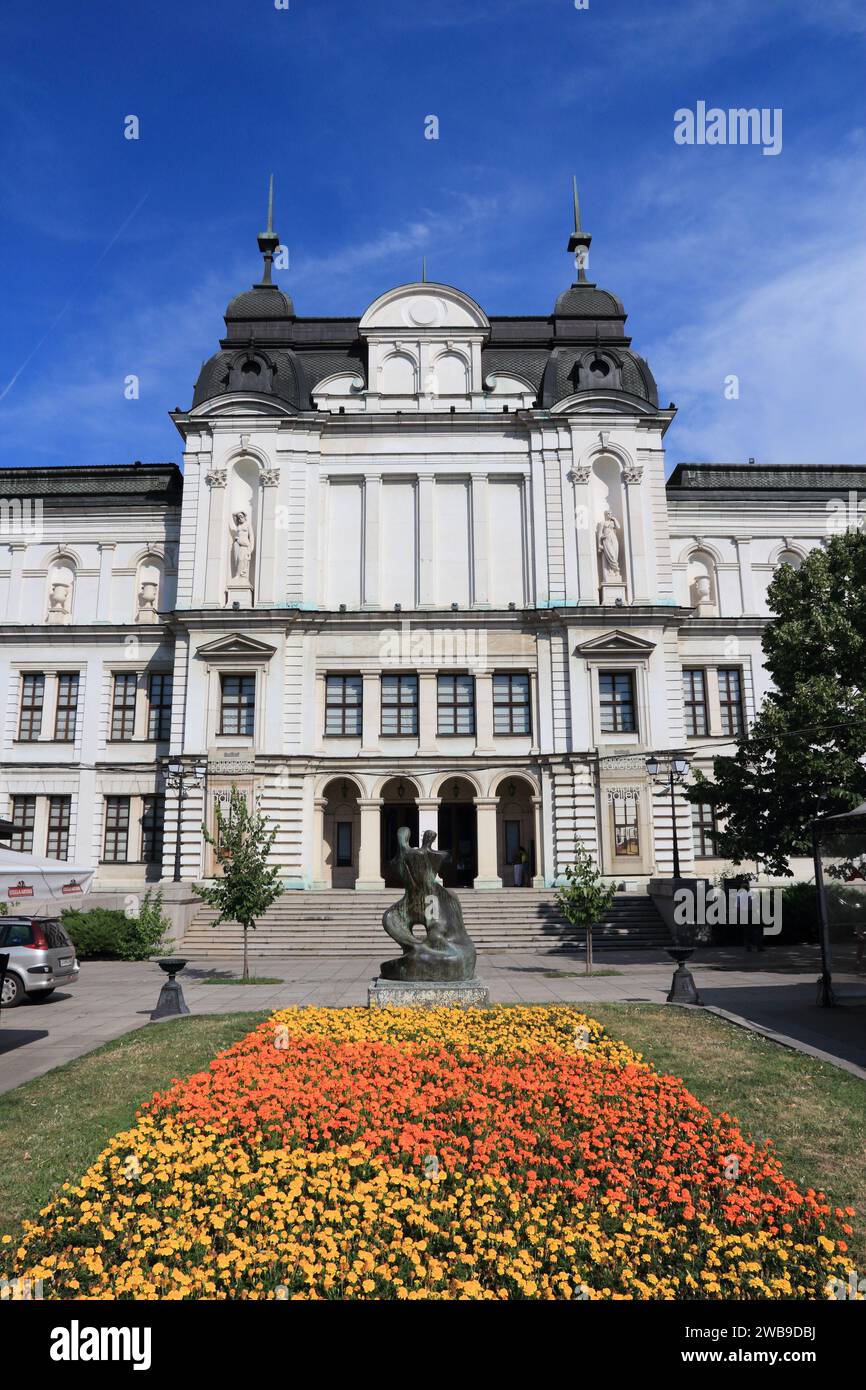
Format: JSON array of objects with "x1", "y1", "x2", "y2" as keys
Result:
[
  {"x1": 368, "y1": 977, "x2": 490, "y2": 1009},
  {"x1": 225, "y1": 580, "x2": 254, "y2": 609},
  {"x1": 600, "y1": 580, "x2": 627, "y2": 605}
]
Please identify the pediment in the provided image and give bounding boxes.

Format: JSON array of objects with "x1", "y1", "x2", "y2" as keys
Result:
[
  {"x1": 359, "y1": 282, "x2": 489, "y2": 334},
  {"x1": 574, "y1": 629, "x2": 656, "y2": 658},
  {"x1": 195, "y1": 632, "x2": 277, "y2": 661}
]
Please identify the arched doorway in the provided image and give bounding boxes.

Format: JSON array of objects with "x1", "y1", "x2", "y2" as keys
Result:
[
  {"x1": 437, "y1": 777, "x2": 478, "y2": 887},
  {"x1": 321, "y1": 778, "x2": 360, "y2": 888},
  {"x1": 380, "y1": 777, "x2": 419, "y2": 887},
  {"x1": 495, "y1": 775, "x2": 537, "y2": 886}
]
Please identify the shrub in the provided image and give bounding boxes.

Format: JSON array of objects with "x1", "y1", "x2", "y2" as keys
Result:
[{"x1": 61, "y1": 892, "x2": 172, "y2": 961}]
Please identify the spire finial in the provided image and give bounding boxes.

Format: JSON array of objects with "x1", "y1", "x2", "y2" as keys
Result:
[
  {"x1": 421, "y1": 255, "x2": 427, "y2": 283},
  {"x1": 566, "y1": 176, "x2": 592, "y2": 283},
  {"x1": 257, "y1": 173, "x2": 280, "y2": 286}
]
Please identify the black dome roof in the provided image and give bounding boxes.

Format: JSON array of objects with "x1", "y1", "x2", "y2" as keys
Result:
[
  {"x1": 225, "y1": 284, "x2": 294, "y2": 322},
  {"x1": 553, "y1": 282, "x2": 625, "y2": 317}
]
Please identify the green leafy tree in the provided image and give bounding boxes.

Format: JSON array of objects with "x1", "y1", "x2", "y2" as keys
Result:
[
  {"x1": 193, "y1": 788, "x2": 283, "y2": 980},
  {"x1": 688, "y1": 529, "x2": 866, "y2": 876},
  {"x1": 555, "y1": 844, "x2": 617, "y2": 976}
]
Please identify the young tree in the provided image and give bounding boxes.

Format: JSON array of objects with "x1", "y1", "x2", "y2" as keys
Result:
[
  {"x1": 193, "y1": 788, "x2": 283, "y2": 980},
  {"x1": 555, "y1": 844, "x2": 617, "y2": 976},
  {"x1": 688, "y1": 529, "x2": 866, "y2": 876}
]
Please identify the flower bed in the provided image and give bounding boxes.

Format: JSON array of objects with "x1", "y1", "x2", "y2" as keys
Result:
[{"x1": 2, "y1": 1006, "x2": 855, "y2": 1299}]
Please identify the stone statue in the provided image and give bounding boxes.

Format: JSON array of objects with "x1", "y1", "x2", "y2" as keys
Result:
[
  {"x1": 380, "y1": 827, "x2": 477, "y2": 982},
  {"x1": 597, "y1": 509, "x2": 622, "y2": 580},
  {"x1": 231, "y1": 511, "x2": 254, "y2": 580}
]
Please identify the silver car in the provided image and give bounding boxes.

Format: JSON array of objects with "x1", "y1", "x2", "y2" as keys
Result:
[{"x1": 0, "y1": 917, "x2": 80, "y2": 1007}]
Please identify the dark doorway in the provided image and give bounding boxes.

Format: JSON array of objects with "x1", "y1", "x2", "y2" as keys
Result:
[
  {"x1": 381, "y1": 803, "x2": 419, "y2": 887},
  {"x1": 437, "y1": 802, "x2": 477, "y2": 887}
]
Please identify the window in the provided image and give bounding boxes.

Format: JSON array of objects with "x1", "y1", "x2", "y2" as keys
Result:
[
  {"x1": 437, "y1": 674, "x2": 475, "y2": 735},
  {"x1": 493, "y1": 673, "x2": 531, "y2": 735},
  {"x1": 18, "y1": 673, "x2": 44, "y2": 740},
  {"x1": 612, "y1": 797, "x2": 640, "y2": 856},
  {"x1": 692, "y1": 802, "x2": 718, "y2": 858},
  {"x1": 335, "y1": 821, "x2": 353, "y2": 867},
  {"x1": 147, "y1": 673, "x2": 173, "y2": 741},
  {"x1": 219, "y1": 673, "x2": 255, "y2": 736},
  {"x1": 103, "y1": 796, "x2": 130, "y2": 863},
  {"x1": 504, "y1": 819, "x2": 521, "y2": 865},
  {"x1": 599, "y1": 671, "x2": 636, "y2": 734},
  {"x1": 9, "y1": 795, "x2": 36, "y2": 853},
  {"x1": 325, "y1": 675, "x2": 362, "y2": 736},
  {"x1": 54, "y1": 673, "x2": 80, "y2": 741},
  {"x1": 381, "y1": 674, "x2": 418, "y2": 736},
  {"x1": 46, "y1": 796, "x2": 71, "y2": 860},
  {"x1": 141, "y1": 795, "x2": 165, "y2": 864},
  {"x1": 682, "y1": 668, "x2": 708, "y2": 737},
  {"x1": 718, "y1": 668, "x2": 744, "y2": 737},
  {"x1": 111, "y1": 673, "x2": 138, "y2": 740}
]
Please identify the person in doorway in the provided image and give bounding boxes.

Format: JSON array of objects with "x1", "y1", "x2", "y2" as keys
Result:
[{"x1": 514, "y1": 845, "x2": 529, "y2": 887}]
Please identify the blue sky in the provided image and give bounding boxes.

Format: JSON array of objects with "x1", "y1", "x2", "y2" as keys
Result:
[{"x1": 0, "y1": 0, "x2": 864, "y2": 471}]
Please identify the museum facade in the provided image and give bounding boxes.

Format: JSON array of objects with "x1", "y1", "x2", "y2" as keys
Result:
[{"x1": 1, "y1": 203, "x2": 858, "y2": 895}]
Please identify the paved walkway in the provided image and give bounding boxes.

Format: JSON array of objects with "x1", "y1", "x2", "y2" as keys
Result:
[{"x1": 1, "y1": 949, "x2": 865, "y2": 1094}]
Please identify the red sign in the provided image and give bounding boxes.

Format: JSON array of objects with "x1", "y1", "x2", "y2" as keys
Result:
[
  {"x1": 61, "y1": 882, "x2": 83, "y2": 895},
  {"x1": 8, "y1": 882, "x2": 35, "y2": 898}
]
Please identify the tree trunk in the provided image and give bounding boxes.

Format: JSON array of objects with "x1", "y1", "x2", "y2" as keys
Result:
[{"x1": 242, "y1": 925, "x2": 250, "y2": 982}]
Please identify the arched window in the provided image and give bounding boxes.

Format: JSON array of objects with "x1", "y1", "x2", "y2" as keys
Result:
[{"x1": 380, "y1": 351, "x2": 417, "y2": 395}]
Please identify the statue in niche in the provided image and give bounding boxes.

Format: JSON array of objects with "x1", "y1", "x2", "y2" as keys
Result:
[
  {"x1": 380, "y1": 827, "x2": 477, "y2": 982},
  {"x1": 230, "y1": 511, "x2": 254, "y2": 581},
  {"x1": 597, "y1": 509, "x2": 622, "y2": 581}
]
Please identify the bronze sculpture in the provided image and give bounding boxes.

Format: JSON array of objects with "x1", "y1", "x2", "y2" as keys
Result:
[{"x1": 380, "y1": 827, "x2": 477, "y2": 981}]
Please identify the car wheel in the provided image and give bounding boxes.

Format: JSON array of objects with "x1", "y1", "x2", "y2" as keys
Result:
[
  {"x1": 1, "y1": 973, "x2": 24, "y2": 1007},
  {"x1": 28, "y1": 989, "x2": 55, "y2": 1001}
]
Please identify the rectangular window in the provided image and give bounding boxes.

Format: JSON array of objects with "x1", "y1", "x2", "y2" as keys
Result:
[
  {"x1": 18, "y1": 673, "x2": 45, "y2": 740},
  {"x1": 612, "y1": 797, "x2": 640, "y2": 857},
  {"x1": 335, "y1": 821, "x2": 353, "y2": 867},
  {"x1": 147, "y1": 673, "x2": 173, "y2": 741},
  {"x1": 54, "y1": 673, "x2": 80, "y2": 741},
  {"x1": 141, "y1": 795, "x2": 165, "y2": 864},
  {"x1": 46, "y1": 796, "x2": 71, "y2": 861},
  {"x1": 9, "y1": 795, "x2": 36, "y2": 853},
  {"x1": 103, "y1": 796, "x2": 130, "y2": 863},
  {"x1": 381, "y1": 674, "x2": 418, "y2": 736},
  {"x1": 324, "y1": 675, "x2": 362, "y2": 736},
  {"x1": 111, "y1": 673, "x2": 138, "y2": 740},
  {"x1": 219, "y1": 673, "x2": 256, "y2": 736},
  {"x1": 599, "y1": 671, "x2": 636, "y2": 733},
  {"x1": 493, "y1": 673, "x2": 531, "y2": 735},
  {"x1": 682, "y1": 668, "x2": 708, "y2": 737},
  {"x1": 718, "y1": 668, "x2": 744, "y2": 737},
  {"x1": 437, "y1": 674, "x2": 476, "y2": 735},
  {"x1": 692, "y1": 802, "x2": 718, "y2": 858}
]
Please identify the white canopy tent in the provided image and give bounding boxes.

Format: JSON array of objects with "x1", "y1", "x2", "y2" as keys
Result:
[{"x1": 0, "y1": 847, "x2": 95, "y2": 907}]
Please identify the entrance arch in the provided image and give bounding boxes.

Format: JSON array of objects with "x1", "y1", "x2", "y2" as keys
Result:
[
  {"x1": 380, "y1": 776, "x2": 419, "y2": 887},
  {"x1": 321, "y1": 777, "x2": 361, "y2": 888},
  {"x1": 494, "y1": 774, "x2": 537, "y2": 886},
  {"x1": 436, "y1": 776, "x2": 478, "y2": 887}
]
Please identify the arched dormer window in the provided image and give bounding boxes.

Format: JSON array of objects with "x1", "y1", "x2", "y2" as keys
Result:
[{"x1": 228, "y1": 352, "x2": 275, "y2": 394}]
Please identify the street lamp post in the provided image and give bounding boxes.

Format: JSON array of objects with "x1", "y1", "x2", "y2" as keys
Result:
[
  {"x1": 645, "y1": 753, "x2": 690, "y2": 878},
  {"x1": 164, "y1": 760, "x2": 207, "y2": 883}
]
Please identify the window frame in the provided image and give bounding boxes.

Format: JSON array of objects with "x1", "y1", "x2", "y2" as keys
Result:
[
  {"x1": 493, "y1": 672, "x2": 531, "y2": 736},
  {"x1": 324, "y1": 674, "x2": 363, "y2": 737},
  {"x1": 219, "y1": 672, "x2": 256, "y2": 737},
  {"x1": 598, "y1": 670, "x2": 637, "y2": 734},
  {"x1": 54, "y1": 672, "x2": 80, "y2": 742},
  {"x1": 380, "y1": 673, "x2": 418, "y2": 737},
  {"x1": 102, "y1": 795, "x2": 130, "y2": 864},
  {"x1": 692, "y1": 801, "x2": 719, "y2": 858},
  {"x1": 141, "y1": 794, "x2": 165, "y2": 865},
  {"x1": 110, "y1": 672, "x2": 138, "y2": 741},
  {"x1": 18, "y1": 672, "x2": 45, "y2": 741},
  {"x1": 9, "y1": 794, "x2": 36, "y2": 853},
  {"x1": 612, "y1": 795, "x2": 640, "y2": 857},
  {"x1": 147, "y1": 672, "x2": 173, "y2": 742},
  {"x1": 436, "y1": 673, "x2": 476, "y2": 737},
  {"x1": 682, "y1": 668, "x2": 708, "y2": 737},
  {"x1": 46, "y1": 795, "x2": 71, "y2": 861},
  {"x1": 718, "y1": 667, "x2": 745, "y2": 737}
]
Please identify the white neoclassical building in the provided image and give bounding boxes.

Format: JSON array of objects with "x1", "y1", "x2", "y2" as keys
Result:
[{"x1": 1, "y1": 198, "x2": 861, "y2": 907}]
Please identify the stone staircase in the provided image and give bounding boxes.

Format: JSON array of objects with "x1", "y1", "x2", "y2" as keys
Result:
[{"x1": 180, "y1": 889, "x2": 671, "y2": 958}]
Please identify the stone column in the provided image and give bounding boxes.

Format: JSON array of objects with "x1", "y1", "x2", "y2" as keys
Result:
[
  {"x1": 471, "y1": 472, "x2": 489, "y2": 606},
  {"x1": 417, "y1": 797, "x2": 441, "y2": 843},
  {"x1": 474, "y1": 671, "x2": 495, "y2": 752},
  {"x1": 363, "y1": 473, "x2": 382, "y2": 608},
  {"x1": 474, "y1": 796, "x2": 502, "y2": 890},
  {"x1": 529, "y1": 670, "x2": 541, "y2": 756},
  {"x1": 312, "y1": 795, "x2": 328, "y2": 889},
  {"x1": 314, "y1": 671, "x2": 327, "y2": 751},
  {"x1": 531, "y1": 795, "x2": 544, "y2": 887},
  {"x1": 203, "y1": 469, "x2": 227, "y2": 606},
  {"x1": 360, "y1": 671, "x2": 381, "y2": 753},
  {"x1": 418, "y1": 670, "x2": 439, "y2": 753},
  {"x1": 257, "y1": 469, "x2": 281, "y2": 606},
  {"x1": 418, "y1": 472, "x2": 435, "y2": 607},
  {"x1": 96, "y1": 543, "x2": 116, "y2": 622},
  {"x1": 356, "y1": 797, "x2": 385, "y2": 890},
  {"x1": 40, "y1": 673, "x2": 59, "y2": 742}
]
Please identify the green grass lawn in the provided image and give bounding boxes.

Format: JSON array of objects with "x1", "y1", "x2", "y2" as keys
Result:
[{"x1": 1, "y1": 1003, "x2": 864, "y2": 1261}]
